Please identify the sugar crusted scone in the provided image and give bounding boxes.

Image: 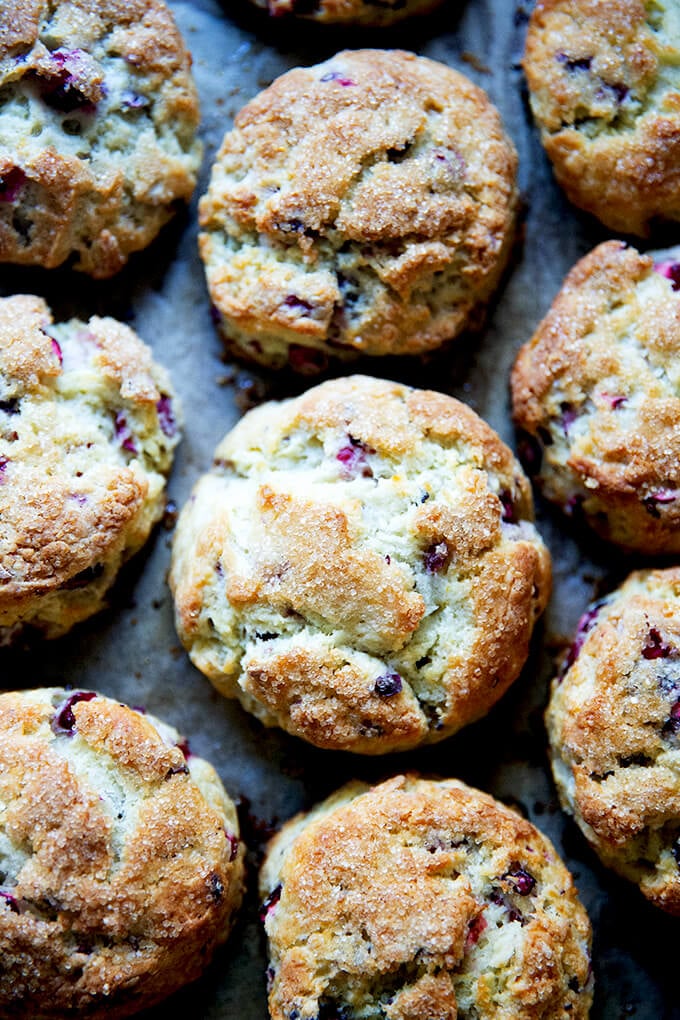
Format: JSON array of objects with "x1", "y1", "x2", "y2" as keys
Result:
[
  {"x1": 170, "y1": 376, "x2": 551, "y2": 754},
  {"x1": 523, "y1": 0, "x2": 680, "y2": 235},
  {"x1": 0, "y1": 294, "x2": 180, "y2": 643},
  {"x1": 199, "y1": 49, "x2": 518, "y2": 371},
  {"x1": 248, "y1": 0, "x2": 443, "y2": 27},
  {"x1": 546, "y1": 567, "x2": 680, "y2": 915},
  {"x1": 0, "y1": 0, "x2": 201, "y2": 277},
  {"x1": 0, "y1": 687, "x2": 245, "y2": 1019},
  {"x1": 260, "y1": 774, "x2": 593, "y2": 1019},
  {"x1": 511, "y1": 240, "x2": 680, "y2": 554}
]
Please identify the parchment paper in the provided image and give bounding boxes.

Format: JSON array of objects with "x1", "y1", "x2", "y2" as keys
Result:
[{"x1": 0, "y1": 1, "x2": 676, "y2": 1016}]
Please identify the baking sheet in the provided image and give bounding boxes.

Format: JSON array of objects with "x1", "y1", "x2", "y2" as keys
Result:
[{"x1": 0, "y1": 1, "x2": 677, "y2": 1016}]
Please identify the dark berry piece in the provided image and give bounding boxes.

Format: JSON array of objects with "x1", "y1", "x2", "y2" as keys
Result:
[
  {"x1": 655, "y1": 260, "x2": 680, "y2": 291},
  {"x1": 672, "y1": 838, "x2": 680, "y2": 867},
  {"x1": 0, "y1": 455, "x2": 9, "y2": 481},
  {"x1": 35, "y1": 49, "x2": 97, "y2": 114},
  {"x1": 601, "y1": 393, "x2": 626, "y2": 410},
  {"x1": 0, "y1": 398, "x2": 19, "y2": 415},
  {"x1": 156, "y1": 395, "x2": 177, "y2": 438},
  {"x1": 415, "y1": 655, "x2": 431, "y2": 669},
  {"x1": 642, "y1": 628, "x2": 672, "y2": 660},
  {"x1": 506, "y1": 867, "x2": 536, "y2": 895},
  {"x1": 260, "y1": 884, "x2": 282, "y2": 922},
  {"x1": 499, "y1": 489, "x2": 518, "y2": 524},
  {"x1": 374, "y1": 672, "x2": 402, "y2": 698},
  {"x1": 51, "y1": 691, "x2": 96, "y2": 735},
  {"x1": 283, "y1": 295, "x2": 315, "y2": 314},
  {"x1": 288, "y1": 345, "x2": 327, "y2": 375},
  {"x1": 560, "y1": 402, "x2": 577, "y2": 434},
  {"x1": 423, "y1": 540, "x2": 449, "y2": 573},
  {"x1": 114, "y1": 411, "x2": 137, "y2": 454},
  {"x1": 336, "y1": 435, "x2": 374, "y2": 479},
  {"x1": 226, "y1": 832, "x2": 239, "y2": 862},
  {"x1": 465, "y1": 911, "x2": 487, "y2": 947},
  {"x1": 556, "y1": 53, "x2": 593, "y2": 72},
  {"x1": 0, "y1": 891, "x2": 19, "y2": 913},
  {"x1": 51, "y1": 338, "x2": 63, "y2": 364},
  {"x1": 0, "y1": 167, "x2": 26, "y2": 203},
  {"x1": 320, "y1": 70, "x2": 356, "y2": 87},
  {"x1": 208, "y1": 873, "x2": 224, "y2": 902},
  {"x1": 643, "y1": 488, "x2": 680, "y2": 517},
  {"x1": 561, "y1": 599, "x2": 607, "y2": 676}
]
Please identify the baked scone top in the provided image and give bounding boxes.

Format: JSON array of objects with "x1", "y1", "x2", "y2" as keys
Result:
[
  {"x1": 511, "y1": 240, "x2": 680, "y2": 553},
  {"x1": 0, "y1": 687, "x2": 244, "y2": 1019},
  {"x1": 260, "y1": 775, "x2": 593, "y2": 1019},
  {"x1": 250, "y1": 0, "x2": 443, "y2": 26},
  {"x1": 171, "y1": 375, "x2": 550, "y2": 754},
  {"x1": 0, "y1": 294, "x2": 180, "y2": 636},
  {"x1": 524, "y1": 0, "x2": 680, "y2": 234},
  {"x1": 547, "y1": 567, "x2": 680, "y2": 914},
  {"x1": 200, "y1": 49, "x2": 517, "y2": 363},
  {"x1": 0, "y1": 0, "x2": 201, "y2": 276}
]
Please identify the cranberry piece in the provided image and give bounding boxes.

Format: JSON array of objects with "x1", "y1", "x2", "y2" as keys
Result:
[
  {"x1": 0, "y1": 167, "x2": 26, "y2": 203},
  {"x1": 156, "y1": 395, "x2": 176, "y2": 438},
  {"x1": 51, "y1": 338, "x2": 63, "y2": 365},
  {"x1": 561, "y1": 599, "x2": 607, "y2": 676},
  {"x1": 320, "y1": 70, "x2": 356, "y2": 87},
  {"x1": 655, "y1": 260, "x2": 680, "y2": 291},
  {"x1": 226, "y1": 832, "x2": 239, "y2": 862},
  {"x1": 0, "y1": 892, "x2": 19, "y2": 913},
  {"x1": 643, "y1": 628, "x2": 672, "y2": 660},
  {"x1": 0, "y1": 398, "x2": 19, "y2": 414},
  {"x1": 51, "y1": 691, "x2": 96, "y2": 735},
  {"x1": 114, "y1": 411, "x2": 137, "y2": 454},
  {"x1": 560, "y1": 402, "x2": 577, "y2": 434},
  {"x1": 0, "y1": 455, "x2": 9, "y2": 482},
  {"x1": 336, "y1": 435, "x2": 374, "y2": 479},
  {"x1": 499, "y1": 490, "x2": 518, "y2": 524},
  {"x1": 601, "y1": 393, "x2": 626, "y2": 410},
  {"x1": 176, "y1": 738, "x2": 192, "y2": 759},
  {"x1": 282, "y1": 295, "x2": 314, "y2": 314},
  {"x1": 36, "y1": 49, "x2": 96, "y2": 114},
  {"x1": 423, "y1": 540, "x2": 449, "y2": 573},
  {"x1": 260, "y1": 884, "x2": 281, "y2": 922},
  {"x1": 506, "y1": 867, "x2": 536, "y2": 895},
  {"x1": 465, "y1": 912, "x2": 487, "y2": 947},
  {"x1": 374, "y1": 672, "x2": 402, "y2": 698}
]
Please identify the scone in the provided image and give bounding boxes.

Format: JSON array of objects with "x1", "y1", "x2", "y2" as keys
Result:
[
  {"x1": 260, "y1": 774, "x2": 593, "y2": 1019},
  {"x1": 523, "y1": 0, "x2": 680, "y2": 235},
  {"x1": 248, "y1": 0, "x2": 443, "y2": 26},
  {"x1": 170, "y1": 375, "x2": 551, "y2": 754},
  {"x1": 0, "y1": 0, "x2": 201, "y2": 277},
  {"x1": 0, "y1": 294, "x2": 181, "y2": 644},
  {"x1": 0, "y1": 687, "x2": 245, "y2": 1019},
  {"x1": 199, "y1": 49, "x2": 518, "y2": 370},
  {"x1": 547, "y1": 567, "x2": 680, "y2": 914},
  {"x1": 511, "y1": 240, "x2": 680, "y2": 555}
]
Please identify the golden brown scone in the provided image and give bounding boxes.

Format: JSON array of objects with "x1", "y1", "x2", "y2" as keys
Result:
[
  {"x1": 199, "y1": 49, "x2": 518, "y2": 370},
  {"x1": 511, "y1": 240, "x2": 680, "y2": 554},
  {"x1": 248, "y1": 0, "x2": 443, "y2": 26},
  {"x1": 0, "y1": 687, "x2": 245, "y2": 1019},
  {"x1": 0, "y1": 0, "x2": 201, "y2": 277},
  {"x1": 0, "y1": 294, "x2": 181, "y2": 643},
  {"x1": 523, "y1": 0, "x2": 680, "y2": 235},
  {"x1": 547, "y1": 568, "x2": 680, "y2": 914},
  {"x1": 260, "y1": 775, "x2": 593, "y2": 1019},
  {"x1": 170, "y1": 375, "x2": 551, "y2": 754}
]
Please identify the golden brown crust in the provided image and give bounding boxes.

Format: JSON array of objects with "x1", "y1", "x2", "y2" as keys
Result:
[
  {"x1": 511, "y1": 240, "x2": 680, "y2": 553},
  {"x1": 170, "y1": 376, "x2": 550, "y2": 754},
  {"x1": 260, "y1": 775, "x2": 593, "y2": 1019},
  {"x1": 524, "y1": 0, "x2": 680, "y2": 234},
  {"x1": 199, "y1": 49, "x2": 517, "y2": 367},
  {"x1": 0, "y1": 294, "x2": 180, "y2": 641},
  {"x1": 0, "y1": 0, "x2": 201, "y2": 276},
  {"x1": 0, "y1": 688, "x2": 245, "y2": 1019},
  {"x1": 547, "y1": 568, "x2": 680, "y2": 914},
  {"x1": 249, "y1": 0, "x2": 443, "y2": 26}
]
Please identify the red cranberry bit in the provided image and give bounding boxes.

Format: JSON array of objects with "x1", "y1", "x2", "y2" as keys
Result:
[
  {"x1": 655, "y1": 260, "x2": 680, "y2": 291},
  {"x1": 561, "y1": 600, "x2": 606, "y2": 676},
  {"x1": 0, "y1": 892, "x2": 19, "y2": 914},
  {"x1": 176, "y1": 738, "x2": 192, "y2": 759},
  {"x1": 600, "y1": 393, "x2": 626, "y2": 410},
  {"x1": 424, "y1": 540, "x2": 449, "y2": 574},
  {"x1": 36, "y1": 49, "x2": 98, "y2": 114},
  {"x1": 260, "y1": 884, "x2": 281, "y2": 922},
  {"x1": 288, "y1": 345, "x2": 327, "y2": 375},
  {"x1": 0, "y1": 455, "x2": 9, "y2": 483},
  {"x1": 283, "y1": 295, "x2": 314, "y2": 315},
  {"x1": 643, "y1": 628, "x2": 672, "y2": 660},
  {"x1": 320, "y1": 70, "x2": 356, "y2": 87},
  {"x1": 226, "y1": 832, "x2": 239, "y2": 862},
  {"x1": 506, "y1": 867, "x2": 536, "y2": 895},
  {"x1": 663, "y1": 700, "x2": 680, "y2": 738},
  {"x1": 374, "y1": 672, "x2": 402, "y2": 698},
  {"x1": 0, "y1": 167, "x2": 26, "y2": 203},
  {"x1": 499, "y1": 490, "x2": 518, "y2": 524},
  {"x1": 51, "y1": 691, "x2": 96, "y2": 735},
  {"x1": 51, "y1": 338, "x2": 63, "y2": 365},
  {"x1": 156, "y1": 395, "x2": 176, "y2": 438},
  {"x1": 560, "y1": 402, "x2": 577, "y2": 434},
  {"x1": 114, "y1": 411, "x2": 137, "y2": 454},
  {"x1": 465, "y1": 912, "x2": 487, "y2": 947},
  {"x1": 336, "y1": 435, "x2": 374, "y2": 479}
]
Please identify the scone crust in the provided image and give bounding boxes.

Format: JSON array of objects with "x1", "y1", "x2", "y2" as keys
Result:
[
  {"x1": 249, "y1": 0, "x2": 443, "y2": 27},
  {"x1": 199, "y1": 49, "x2": 518, "y2": 368},
  {"x1": 547, "y1": 568, "x2": 680, "y2": 914},
  {"x1": 260, "y1": 775, "x2": 592, "y2": 1020},
  {"x1": 524, "y1": 0, "x2": 680, "y2": 234},
  {"x1": 511, "y1": 240, "x2": 680, "y2": 554},
  {"x1": 0, "y1": 0, "x2": 201, "y2": 276},
  {"x1": 0, "y1": 687, "x2": 245, "y2": 1020},
  {"x1": 0, "y1": 294, "x2": 180, "y2": 642},
  {"x1": 170, "y1": 375, "x2": 550, "y2": 754}
]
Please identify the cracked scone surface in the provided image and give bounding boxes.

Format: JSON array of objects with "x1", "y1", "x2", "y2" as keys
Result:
[
  {"x1": 0, "y1": 294, "x2": 180, "y2": 643},
  {"x1": 0, "y1": 687, "x2": 245, "y2": 1020},
  {"x1": 0, "y1": 0, "x2": 201, "y2": 277},
  {"x1": 199, "y1": 49, "x2": 518, "y2": 370},
  {"x1": 511, "y1": 240, "x2": 680, "y2": 554},
  {"x1": 547, "y1": 568, "x2": 680, "y2": 915},
  {"x1": 170, "y1": 375, "x2": 550, "y2": 754},
  {"x1": 523, "y1": 0, "x2": 680, "y2": 234},
  {"x1": 248, "y1": 0, "x2": 443, "y2": 27},
  {"x1": 259, "y1": 775, "x2": 593, "y2": 1020}
]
